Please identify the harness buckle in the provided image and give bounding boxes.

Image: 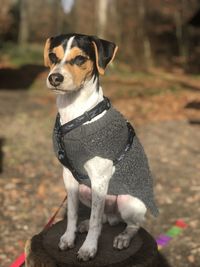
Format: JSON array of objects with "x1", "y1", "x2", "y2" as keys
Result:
[
  {"x1": 84, "y1": 111, "x2": 92, "y2": 121},
  {"x1": 105, "y1": 98, "x2": 111, "y2": 109}
]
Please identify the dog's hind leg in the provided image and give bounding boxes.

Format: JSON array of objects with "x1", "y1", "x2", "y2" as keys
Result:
[
  {"x1": 113, "y1": 195, "x2": 147, "y2": 250},
  {"x1": 58, "y1": 167, "x2": 79, "y2": 250},
  {"x1": 78, "y1": 184, "x2": 121, "y2": 233}
]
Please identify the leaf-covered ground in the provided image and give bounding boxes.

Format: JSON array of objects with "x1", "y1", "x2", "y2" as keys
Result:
[{"x1": 0, "y1": 70, "x2": 199, "y2": 267}]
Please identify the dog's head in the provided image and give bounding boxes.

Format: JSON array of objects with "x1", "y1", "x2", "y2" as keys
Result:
[{"x1": 44, "y1": 33, "x2": 118, "y2": 94}]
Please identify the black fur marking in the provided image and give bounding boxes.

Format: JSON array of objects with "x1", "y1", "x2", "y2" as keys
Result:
[
  {"x1": 91, "y1": 36, "x2": 117, "y2": 70},
  {"x1": 69, "y1": 55, "x2": 88, "y2": 66},
  {"x1": 49, "y1": 52, "x2": 60, "y2": 64},
  {"x1": 49, "y1": 34, "x2": 70, "y2": 50},
  {"x1": 71, "y1": 34, "x2": 99, "y2": 79}
]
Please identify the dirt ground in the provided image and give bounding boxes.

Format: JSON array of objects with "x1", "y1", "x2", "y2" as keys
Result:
[{"x1": 0, "y1": 70, "x2": 200, "y2": 267}]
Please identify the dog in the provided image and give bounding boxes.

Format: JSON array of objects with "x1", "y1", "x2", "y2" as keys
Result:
[{"x1": 44, "y1": 33, "x2": 158, "y2": 261}]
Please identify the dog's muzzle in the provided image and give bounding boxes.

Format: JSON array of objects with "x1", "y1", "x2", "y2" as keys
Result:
[{"x1": 48, "y1": 73, "x2": 64, "y2": 87}]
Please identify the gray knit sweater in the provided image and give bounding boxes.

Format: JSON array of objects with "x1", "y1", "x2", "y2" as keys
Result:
[{"x1": 53, "y1": 107, "x2": 159, "y2": 217}]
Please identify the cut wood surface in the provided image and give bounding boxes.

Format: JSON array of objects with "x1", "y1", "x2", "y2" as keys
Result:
[{"x1": 25, "y1": 219, "x2": 158, "y2": 267}]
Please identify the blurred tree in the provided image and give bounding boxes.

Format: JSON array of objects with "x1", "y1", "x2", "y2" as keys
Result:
[
  {"x1": 0, "y1": 0, "x2": 15, "y2": 42},
  {"x1": 18, "y1": 0, "x2": 29, "y2": 44},
  {"x1": 173, "y1": 0, "x2": 191, "y2": 66},
  {"x1": 96, "y1": 0, "x2": 108, "y2": 38},
  {"x1": 137, "y1": 0, "x2": 153, "y2": 68},
  {"x1": 97, "y1": 0, "x2": 121, "y2": 44},
  {"x1": 51, "y1": 0, "x2": 63, "y2": 35},
  {"x1": 118, "y1": 0, "x2": 153, "y2": 70},
  {"x1": 73, "y1": 0, "x2": 95, "y2": 34},
  {"x1": 28, "y1": 0, "x2": 64, "y2": 41},
  {"x1": 147, "y1": 0, "x2": 199, "y2": 68},
  {"x1": 107, "y1": 0, "x2": 121, "y2": 45},
  {"x1": 18, "y1": 0, "x2": 67, "y2": 42},
  {"x1": 2, "y1": 0, "x2": 200, "y2": 72}
]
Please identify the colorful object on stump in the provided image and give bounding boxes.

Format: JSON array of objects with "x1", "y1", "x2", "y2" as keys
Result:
[
  {"x1": 9, "y1": 253, "x2": 25, "y2": 267},
  {"x1": 156, "y1": 219, "x2": 188, "y2": 250}
]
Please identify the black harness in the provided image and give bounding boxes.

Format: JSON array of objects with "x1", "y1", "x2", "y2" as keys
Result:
[{"x1": 53, "y1": 97, "x2": 135, "y2": 182}]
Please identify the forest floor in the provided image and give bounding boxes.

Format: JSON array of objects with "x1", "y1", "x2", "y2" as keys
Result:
[{"x1": 0, "y1": 67, "x2": 200, "y2": 267}]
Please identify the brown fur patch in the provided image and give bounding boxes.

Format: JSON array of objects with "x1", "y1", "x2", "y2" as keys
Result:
[
  {"x1": 92, "y1": 41, "x2": 105, "y2": 75},
  {"x1": 92, "y1": 41, "x2": 118, "y2": 75},
  {"x1": 66, "y1": 47, "x2": 87, "y2": 61},
  {"x1": 67, "y1": 59, "x2": 93, "y2": 86},
  {"x1": 44, "y1": 38, "x2": 51, "y2": 67},
  {"x1": 110, "y1": 45, "x2": 118, "y2": 65},
  {"x1": 52, "y1": 45, "x2": 65, "y2": 61},
  {"x1": 64, "y1": 47, "x2": 93, "y2": 86}
]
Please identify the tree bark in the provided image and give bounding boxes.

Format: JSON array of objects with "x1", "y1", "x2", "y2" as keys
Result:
[
  {"x1": 96, "y1": 0, "x2": 108, "y2": 39},
  {"x1": 137, "y1": 0, "x2": 153, "y2": 69},
  {"x1": 118, "y1": 0, "x2": 153, "y2": 70},
  {"x1": 18, "y1": 0, "x2": 29, "y2": 44},
  {"x1": 174, "y1": 0, "x2": 188, "y2": 66}
]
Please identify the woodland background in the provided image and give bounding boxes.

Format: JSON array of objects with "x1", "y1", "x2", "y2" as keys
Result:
[
  {"x1": 1, "y1": 0, "x2": 200, "y2": 72},
  {"x1": 0, "y1": 1, "x2": 200, "y2": 267}
]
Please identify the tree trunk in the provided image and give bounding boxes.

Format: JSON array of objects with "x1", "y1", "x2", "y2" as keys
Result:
[
  {"x1": 18, "y1": 0, "x2": 29, "y2": 44},
  {"x1": 108, "y1": 0, "x2": 121, "y2": 45},
  {"x1": 52, "y1": 0, "x2": 63, "y2": 35},
  {"x1": 96, "y1": 0, "x2": 108, "y2": 39},
  {"x1": 137, "y1": 0, "x2": 153, "y2": 69},
  {"x1": 174, "y1": 0, "x2": 188, "y2": 66},
  {"x1": 119, "y1": 0, "x2": 153, "y2": 70}
]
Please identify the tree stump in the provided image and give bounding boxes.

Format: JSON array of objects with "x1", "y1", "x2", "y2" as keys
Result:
[{"x1": 25, "y1": 221, "x2": 159, "y2": 267}]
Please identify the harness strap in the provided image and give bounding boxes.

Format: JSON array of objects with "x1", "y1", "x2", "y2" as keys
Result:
[
  {"x1": 59, "y1": 96, "x2": 111, "y2": 136},
  {"x1": 54, "y1": 97, "x2": 135, "y2": 182},
  {"x1": 113, "y1": 122, "x2": 135, "y2": 165}
]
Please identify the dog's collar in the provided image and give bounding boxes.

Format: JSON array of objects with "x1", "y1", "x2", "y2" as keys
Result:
[{"x1": 57, "y1": 96, "x2": 111, "y2": 135}]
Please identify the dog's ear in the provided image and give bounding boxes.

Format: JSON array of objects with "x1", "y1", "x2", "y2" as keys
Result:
[
  {"x1": 44, "y1": 38, "x2": 51, "y2": 67},
  {"x1": 91, "y1": 36, "x2": 118, "y2": 75}
]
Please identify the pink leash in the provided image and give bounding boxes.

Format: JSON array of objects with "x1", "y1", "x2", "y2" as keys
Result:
[{"x1": 9, "y1": 195, "x2": 68, "y2": 267}]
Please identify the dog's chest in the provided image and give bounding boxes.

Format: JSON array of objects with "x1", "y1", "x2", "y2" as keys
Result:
[
  {"x1": 53, "y1": 108, "x2": 128, "y2": 174},
  {"x1": 62, "y1": 109, "x2": 128, "y2": 172}
]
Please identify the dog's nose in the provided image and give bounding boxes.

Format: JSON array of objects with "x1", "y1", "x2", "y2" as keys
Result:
[{"x1": 48, "y1": 73, "x2": 64, "y2": 87}]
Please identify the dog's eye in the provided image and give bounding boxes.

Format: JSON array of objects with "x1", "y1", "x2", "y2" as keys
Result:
[
  {"x1": 49, "y1": 53, "x2": 59, "y2": 64},
  {"x1": 71, "y1": 55, "x2": 88, "y2": 66}
]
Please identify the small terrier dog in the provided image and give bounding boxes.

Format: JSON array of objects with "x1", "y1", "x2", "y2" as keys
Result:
[{"x1": 44, "y1": 33, "x2": 158, "y2": 261}]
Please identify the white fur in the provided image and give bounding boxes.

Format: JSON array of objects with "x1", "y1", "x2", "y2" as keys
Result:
[
  {"x1": 59, "y1": 167, "x2": 79, "y2": 250},
  {"x1": 61, "y1": 36, "x2": 75, "y2": 65},
  {"x1": 57, "y1": 77, "x2": 104, "y2": 124}
]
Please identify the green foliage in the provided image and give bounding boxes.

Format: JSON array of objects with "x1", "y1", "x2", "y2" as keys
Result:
[{"x1": 0, "y1": 42, "x2": 43, "y2": 67}]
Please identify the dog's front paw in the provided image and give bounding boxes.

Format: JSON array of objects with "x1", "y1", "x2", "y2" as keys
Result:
[
  {"x1": 77, "y1": 242, "x2": 97, "y2": 261},
  {"x1": 113, "y1": 231, "x2": 131, "y2": 250},
  {"x1": 58, "y1": 233, "x2": 75, "y2": 251}
]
